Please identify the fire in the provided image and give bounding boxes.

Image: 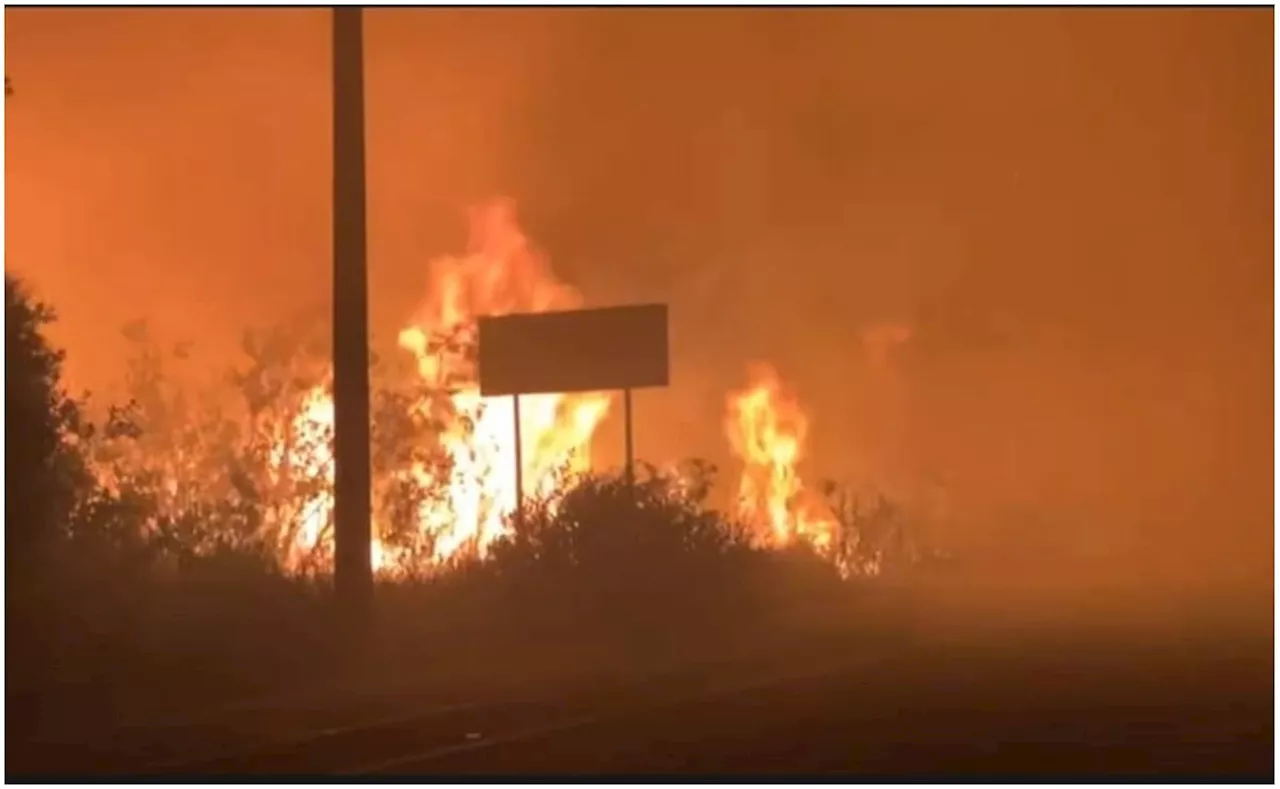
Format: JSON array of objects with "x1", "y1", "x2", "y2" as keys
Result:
[
  {"x1": 265, "y1": 204, "x2": 889, "y2": 576},
  {"x1": 725, "y1": 363, "x2": 839, "y2": 552},
  {"x1": 278, "y1": 200, "x2": 612, "y2": 574},
  {"x1": 83, "y1": 198, "x2": 909, "y2": 579},
  {"x1": 275, "y1": 386, "x2": 335, "y2": 570}
]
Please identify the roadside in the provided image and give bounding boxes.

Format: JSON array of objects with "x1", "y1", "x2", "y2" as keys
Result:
[{"x1": 8, "y1": 580, "x2": 899, "y2": 776}]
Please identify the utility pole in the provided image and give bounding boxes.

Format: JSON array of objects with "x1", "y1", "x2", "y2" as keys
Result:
[{"x1": 331, "y1": 7, "x2": 372, "y2": 622}]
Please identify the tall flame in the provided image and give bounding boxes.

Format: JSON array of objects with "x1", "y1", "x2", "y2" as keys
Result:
[
  {"x1": 277, "y1": 200, "x2": 613, "y2": 573},
  {"x1": 725, "y1": 363, "x2": 838, "y2": 551}
]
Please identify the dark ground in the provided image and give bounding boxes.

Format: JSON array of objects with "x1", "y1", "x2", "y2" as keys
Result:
[
  {"x1": 8, "y1": 577, "x2": 1273, "y2": 783},
  {"x1": 400, "y1": 631, "x2": 1271, "y2": 780}
]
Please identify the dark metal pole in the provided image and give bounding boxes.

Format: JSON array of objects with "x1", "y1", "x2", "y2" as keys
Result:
[
  {"x1": 513, "y1": 393, "x2": 524, "y2": 525},
  {"x1": 332, "y1": 7, "x2": 372, "y2": 619},
  {"x1": 623, "y1": 388, "x2": 634, "y2": 488}
]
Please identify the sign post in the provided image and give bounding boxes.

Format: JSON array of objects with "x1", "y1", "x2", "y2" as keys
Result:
[
  {"x1": 478, "y1": 303, "x2": 670, "y2": 511},
  {"x1": 623, "y1": 388, "x2": 634, "y2": 487},
  {"x1": 513, "y1": 392, "x2": 524, "y2": 522}
]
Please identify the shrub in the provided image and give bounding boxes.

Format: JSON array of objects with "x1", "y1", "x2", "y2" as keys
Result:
[
  {"x1": 4, "y1": 275, "x2": 91, "y2": 562},
  {"x1": 5, "y1": 281, "x2": 915, "y2": 750}
]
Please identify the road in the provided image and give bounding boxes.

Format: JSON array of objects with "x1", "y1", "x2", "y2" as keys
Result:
[
  {"x1": 368, "y1": 631, "x2": 1271, "y2": 780},
  {"x1": 16, "y1": 616, "x2": 1271, "y2": 781}
]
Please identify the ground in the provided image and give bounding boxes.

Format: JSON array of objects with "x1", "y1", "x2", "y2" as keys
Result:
[{"x1": 10, "y1": 573, "x2": 1272, "y2": 781}]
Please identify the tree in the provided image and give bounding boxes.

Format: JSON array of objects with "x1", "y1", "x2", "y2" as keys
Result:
[{"x1": 5, "y1": 275, "x2": 88, "y2": 563}]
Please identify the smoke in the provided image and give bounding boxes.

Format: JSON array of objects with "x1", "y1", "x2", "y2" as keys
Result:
[{"x1": 6, "y1": 9, "x2": 1271, "y2": 622}]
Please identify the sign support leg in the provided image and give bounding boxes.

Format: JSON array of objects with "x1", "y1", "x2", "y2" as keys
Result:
[
  {"x1": 513, "y1": 393, "x2": 523, "y2": 526},
  {"x1": 624, "y1": 387, "x2": 634, "y2": 489}
]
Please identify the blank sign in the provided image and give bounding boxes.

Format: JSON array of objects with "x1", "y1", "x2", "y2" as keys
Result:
[{"x1": 478, "y1": 304, "x2": 670, "y2": 397}]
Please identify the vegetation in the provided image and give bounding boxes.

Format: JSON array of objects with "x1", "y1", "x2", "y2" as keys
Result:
[{"x1": 5, "y1": 275, "x2": 922, "y2": 749}]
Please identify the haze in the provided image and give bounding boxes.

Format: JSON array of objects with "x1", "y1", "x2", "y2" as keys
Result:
[{"x1": 5, "y1": 8, "x2": 1272, "y2": 610}]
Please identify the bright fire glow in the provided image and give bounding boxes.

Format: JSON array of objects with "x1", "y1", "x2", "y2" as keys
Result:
[
  {"x1": 725, "y1": 363, "x2": 839, "y2": 552},
  {"x1": 276, "y1": 200, "x2": 613, "y2": 574}
]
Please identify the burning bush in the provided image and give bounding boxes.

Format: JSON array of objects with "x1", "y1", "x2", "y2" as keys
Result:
[
  {"x1": 6, "y1": 250, "x2": 928, "y2": 747},
  {"x1": 60, "y1": 201, "x2": 921, "y2": 580}
]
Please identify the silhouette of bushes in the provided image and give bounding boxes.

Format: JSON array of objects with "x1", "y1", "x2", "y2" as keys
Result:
[
  {"x1": 7, "y1": 275, "x2": 94, "y2": 729},
  {"x1": 6, "y1": 281, "x2": 918, "y2": 748},
  {"x1": 485, "y1": 464, "x2": 753, "y2": 641},
  {"x1": 5, "y1": 275, "x2": 92, "y2": 561}
]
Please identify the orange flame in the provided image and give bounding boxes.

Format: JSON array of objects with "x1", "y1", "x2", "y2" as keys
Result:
[
  {"x1": 274, "y1": 386, "x2": 335, "y2": 569},
  {"x1": 725, "y1": 363, "x2": 838, "y2": 551},
  {"x1": 278, "y1": 200, "x2": 612, "y2": 574}
]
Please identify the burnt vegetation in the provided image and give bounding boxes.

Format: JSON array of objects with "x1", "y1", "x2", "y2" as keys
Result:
[{"x1": 5, "y1": 275, "x2": 922, "y2": 752}]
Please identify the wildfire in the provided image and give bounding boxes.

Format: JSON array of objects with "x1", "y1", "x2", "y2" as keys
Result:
[
  {"x1": 269, "y1": 203, "x2": 881, "y2": 576},
  {"x1": 725, "y1": 363, "x2": 839, "y2": 552},
  {"x1": 276, "y1": 386, "x2": 335, "y2": 570},
  {"x1": 81, "y1": 194, "x2": 915, "y2": 580},
  {"x1": 277, "y1": 200, "x2": 613, "y2": 574}
]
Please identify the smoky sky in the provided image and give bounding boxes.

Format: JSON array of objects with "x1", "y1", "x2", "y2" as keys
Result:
[{"x1": 4, "y1": 9, "x2": 1273, "y2": 582}]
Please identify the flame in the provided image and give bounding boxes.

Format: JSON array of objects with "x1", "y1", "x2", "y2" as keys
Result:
[
  {"x1": 264, "y1": 385, "x2": 340, "y2": 572},
  {"x1": 725, "y1": 363, "x2": 838, "y2": 551},
  {"x1": 286, "y1": 386, "x2": 335, "y2": 566},
  {"x1": 277, "y1": 200, "x2": 612, "y2": 574}
]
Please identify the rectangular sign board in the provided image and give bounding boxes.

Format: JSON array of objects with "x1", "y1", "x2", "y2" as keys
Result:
[{"x1": 478, "y1": 303, "x2": 669, "y2": 397}]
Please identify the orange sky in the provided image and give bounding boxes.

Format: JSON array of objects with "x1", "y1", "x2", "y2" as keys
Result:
[{"x1": 4, "y1": 8, "x2": 1273, "y2": 578}]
